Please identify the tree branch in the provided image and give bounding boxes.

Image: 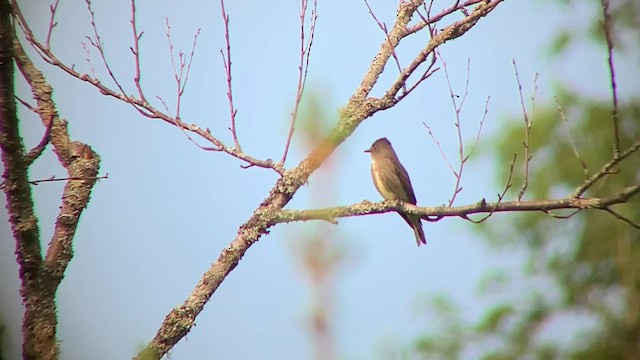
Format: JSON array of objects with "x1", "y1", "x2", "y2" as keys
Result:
[
  {"x1": 9, "y1": 28, "x2": 102, "y2": 359},
  {"x1": 600, "y1": 0, "x2": 620, "y2": 159},
  {"x1": 134, "y1": 1, "x2": 506, "y2": 358},
  {"x1": 280, "y1": 0, "x2": 317, "y2": 165},
  {"x1": 15, "y1": 39, "x2": 102, "y2": 282},
  {"x1": 512, "y1": 61, "x2": 536, "y2": 201},
  {"x1": 12, "y1": 1, "x2": 284, "y2": 174},
  {"x1": 1, "y1": 2, "x2": 58, "y2": 357},
  {"x1": 24, "y1": 111, "x2": 53, "y2": 165},
  {"x1": 274, "y1": 183, "x2": 640, "y2": 225},
  {"x1": 572, "y1": 138, "x2": 640, "y2": 198}
]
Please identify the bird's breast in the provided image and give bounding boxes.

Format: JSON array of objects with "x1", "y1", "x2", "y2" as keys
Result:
[{"x1": 371, "y1": 158, "x2": 398, "y2": 200}]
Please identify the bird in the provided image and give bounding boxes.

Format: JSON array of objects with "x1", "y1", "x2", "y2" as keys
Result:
[{"x1": 365, "y1": 137, "x2": 426, "y2": 246}]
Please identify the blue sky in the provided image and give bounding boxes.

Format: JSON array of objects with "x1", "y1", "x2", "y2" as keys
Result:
[{"x1": 2, "y1": 0, "x2": 638, "y2": 359}]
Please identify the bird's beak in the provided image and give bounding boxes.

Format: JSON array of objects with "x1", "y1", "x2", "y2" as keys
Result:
[{"x1": 364, "y1": 147, "x2": 372, "y2": 153}]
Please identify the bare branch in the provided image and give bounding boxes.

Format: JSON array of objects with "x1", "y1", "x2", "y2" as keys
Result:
[
  {"x1": 399, "y1": 56, "x2": 439, "y2": 100},
  {"x1": 363, "y1": 0, "x2": 404, "y2": 82},
  {"x1": 29, "y1": 174, "x2": 109, "y2": 186},
  {"x1": 438, "y1": 49, "x2": 470, "y2": 205},
  {"x1": 15, "y1": 95, "x2": 36, "y2": 112},
  {"x1": 130, "y1": 0, "x2": 146, "y2": 103},
  {"x1": 84, "y1": 0, "x2": 127, "y2": 96},
  {"x1": 274, "y1": 182, "x2": 640, "y2": 225},
  {"x1": 426, "y1": 52, "x2": 486, "y2": 207},
  {"x1": 543, "y1": 209, "x2": 581, "y2": 219},
  {"x1": 423, "y1": 122, "x2": 457, "y2": 176},
  {"x1": 12, "y1": 1, "x2": 507, "y2": 357},
  {"x1": 168, "y1": 113, "x2": 222, "y2": 151},
  {"x1": 219, "y1": 0, "x2": 240, "y2": 150},
  {"x1": 604, "y1": 207, "x2": 640, "y2": 229},
  {"x1": 12, "y1": 2, "x2": 284, "y2": 174},
  {"x1": 182, "y1": 29, "x2": 201, "y2": 97},
  {"x1": 165, "y1": 18, "x2": 201, "y2": 119},
  {"x1": 513, "y1": 61, "x2": 535, "y2": 201},
  {"x1": 463, "y1": 96, "x2": 489, "y2": 163},
  {"x1": 13, "y1": 1, "x2": 503, "y2": 178},
  {"x1": 1, "y1": 6, "x2": 56, "y2": 357},
  {"x1": 156, "y1": 94, "x2": 174, "y2": 118},
  {"x1": 133, "y1": 2, "x2": 507, "y2": 356},
  {"x1": 375, "y1": 1, "x2": 504, "y2": 109},
  {"x1": 573, "y1": 139, "x2": 640, "y2": 198},
  {"x1": 24, "y1": 112, "x2": 54, "y2": 165},
  {"x1": 45, "y1": 0, "x2": 60, "y2": 49},
  {"x1": 281, "y1": 0, "x2": 318, "y2": 165},
  {"x1": 600, "y1": 0, "x2": 620, "y2": 159},
  {"x1": 467, "y1": 152, "x2": 516, "y2": 223},
  {"x1": 6, "y1": 9, "x2": 102, "y2": 355},
  {"x1": 14, "y1": 38, "x2": 102, "y2": 283},
  {"x1": 80, "y1": 41, "x2": 97, "y2": 78},
  {"x1": 407, "y1": 0, "x2": 485, "y2": 35},
  {"x1": 555, "y1": 96, "x2": 588, "y2": 177}
]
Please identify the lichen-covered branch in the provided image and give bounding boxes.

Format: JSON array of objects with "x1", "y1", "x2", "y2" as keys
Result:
[
  {"x1": 274, "y1": 182, "x2": 640, "y2": 225},
  {"x1": 14, "y1": 38, "x2": 102, "y2": 284},
  {"x1": 1, "y1": 1, "x2": 58, "y2": 358},
  {"x1": 133, "y1": 1, "x2": 505, "y2": 358},
  {"x1": 1, "y1": 6, "x2": 102, "y2": 358}
]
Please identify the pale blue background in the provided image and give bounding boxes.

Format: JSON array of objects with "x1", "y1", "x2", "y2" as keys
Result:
[{"x1": 2, "y1": 1, "x2": 637, "y2": 359}]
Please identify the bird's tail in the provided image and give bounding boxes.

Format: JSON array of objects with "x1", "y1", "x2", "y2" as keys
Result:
[
  {"x1": 401, "y1": 213, "x2": 427, "y2": 246},
  {"x1": 411, "y1": 216, "x2": 427, "y2": 246}
]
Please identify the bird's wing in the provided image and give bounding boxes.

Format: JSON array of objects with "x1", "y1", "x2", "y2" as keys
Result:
[
  {"x1": 394, "y1": 162, "x2": 417, "y2": 204},
  {"x1": 382, "y1": 157, "x2": 417, "y2": 204}
]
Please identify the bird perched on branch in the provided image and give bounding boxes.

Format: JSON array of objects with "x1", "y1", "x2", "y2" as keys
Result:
[{"x1": 365, "y1": 137, "x2": 426, "y2": 246}]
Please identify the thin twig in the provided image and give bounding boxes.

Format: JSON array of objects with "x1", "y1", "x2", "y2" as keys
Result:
[
  {"x1": 168, "y1": 112, "x2": 220, "y2": 151},
  {"x1": 375, "y1": 1, "x2": 503, "y2": 109},
  {"x1": 157, "y1": 93, "x2": 221, "y2": 151},
  {"x1": 45, "y1": 0, "x2": 60, "y2": 49},
  {"x1": 513, "y1": 61, "x2": 534, "y2": 201},
  {"x1": 130, "y1": 0, "x2": 146, "y2": 103},
  {"x1": 463, "y1": 96, "x2": 489, "y2": 163},
  {"x1": 555, "y1": 96, "x2": 588, "y2": 177},
  {"x1": 395, "y1": 0, "x2": 440, "y2": 100},
  {"x1": 86, "y1": 0, "x2": 152, "y2": 119},
  {"x1": 181, "y1": 29, "x2": 201, "y2": 99},
  {"x1": 80, "y1": 41, "x2": 97, "y2": 78},
  {"x1": 84, "y1": 0, "x2": 127, "y2": 96},
  {"x1": 29, "y1": 174, "x2": 109, "y2": 186},
  {"x1": 604, "y1": 207, "x2": 640, "y2": 229},
  {"x1": 164, "y1": 19, "x2": 200, "y2": 119},
  {"x1": 156, "y1": 95, "x2": 174, "y2": 118},
  {"x1": 436, "y1": 48, "x2": 471, "y2": 206},
  {"x1": 25, "y1": 114, "x2": 54, "y2": 165},
  {"x1": 281, "y1": 0, "x2": 318, "y2": 165},
  {"x1": 12, "y1": 1, "x2": 285, "y2": 174},
  {"x1": 15, "y1": 95, "x2": 36, "y2": 112},
  {"x1": 398, "y1": 56, "x2": 439, "y2": 102},
  {"x1": 363, "y1": 0, "x2": 403, "y2": 84},
  {"x1": 467, "y1": 153, "x2": 516, "y2": 223},
  {"x1": 458, "y1": 58, "x2": 471, "y2": 109},
  {"x1": 423, "y1": 122, "x2": 456, "y2": 176},
  {"x1": 600, "y1": 0, "x2": 620, "y2": 159},
  {"x1": 544, "y1": 209, "x2": 581, "y2": 219},
  {"x1": 573, "y1": 139, "x2": 640, "y2": 198},
  {"x1": 407, "y1": 0, "x2": 484, "y2": 35},
  {"x1": 219, "y1": 0, "x2": 240, "y2": 150}
]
